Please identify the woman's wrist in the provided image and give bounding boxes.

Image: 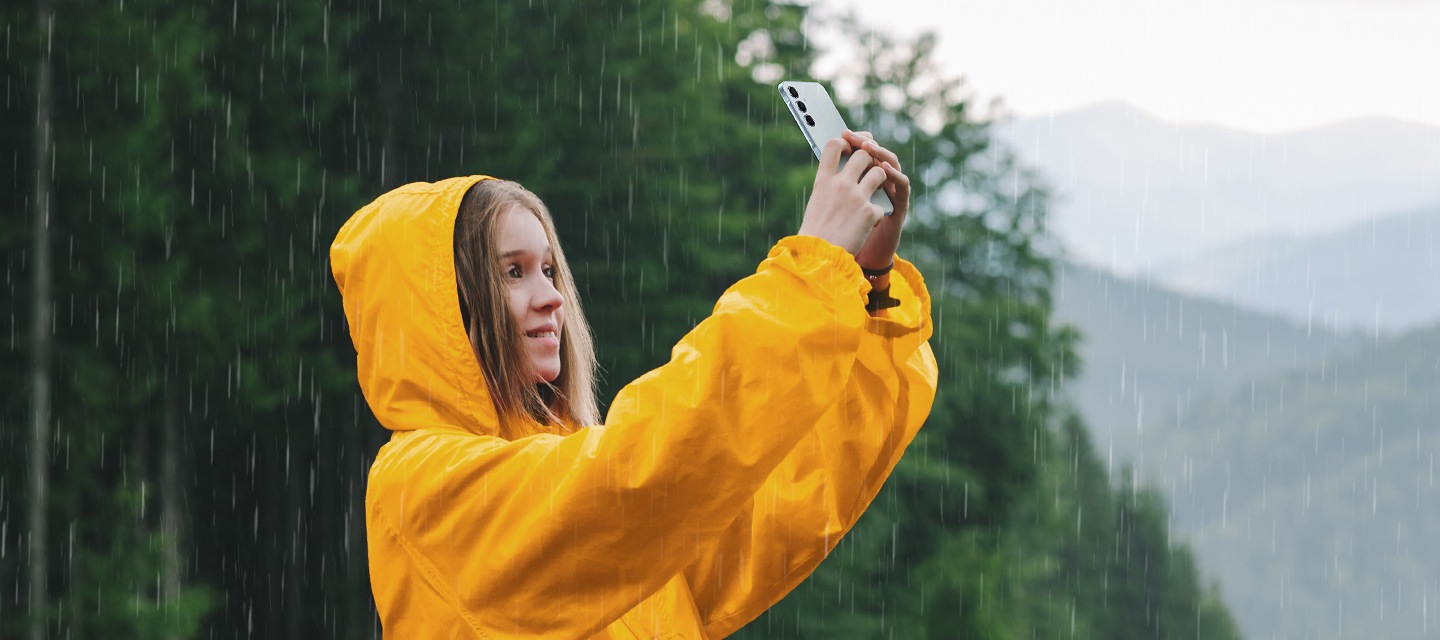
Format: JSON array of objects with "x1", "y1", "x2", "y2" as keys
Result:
[
  {"x1": 865, "y1": 272, "x2": 891, "y2": 291},
  {"x1": 860, "y1": 259, "x2": 892, "y2": 290}
]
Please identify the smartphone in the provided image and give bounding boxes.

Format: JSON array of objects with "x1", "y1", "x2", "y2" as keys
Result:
[{"x1": 778, "y1": 80, "x2": 894, "y2": 215}]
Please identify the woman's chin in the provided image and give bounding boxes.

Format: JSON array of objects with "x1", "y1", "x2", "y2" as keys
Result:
[
  {"x1": 532, "y1": 364, "x2": 562, "y2": 384},
  {"x1": 525, "y1": 347, "x2": 562, "y2": 383}
]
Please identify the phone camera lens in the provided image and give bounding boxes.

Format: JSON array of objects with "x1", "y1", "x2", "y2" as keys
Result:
[
  {"x1": 787, "y1": 86, "x2": 799, "y2": 98},
  {"x1": 804, "y1": 114, "x2": 816, "y2": 127},
  {"x1": 796, "y1": 101, "x2": 807, "y2": 112}
]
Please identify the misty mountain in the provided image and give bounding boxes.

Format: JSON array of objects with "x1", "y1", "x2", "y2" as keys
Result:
[
  {"x1": 1155, "y1": 204, "x2": 1440, "y2": 332},
  {"x1": 1161, "y1": 321, "x2": 1440, "y2": 640},
  {"x1": 1056, "y1": 261, "x2": 1440, "y2": 639},
  {"x1": 996, "y1": 102, "x2": 1440, "y2": 277},
  {"x1": 1054, "y1": 261, "x2": 1366, "y2": 461}
]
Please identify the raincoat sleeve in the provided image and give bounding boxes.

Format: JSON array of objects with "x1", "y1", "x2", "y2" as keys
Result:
[
  {"x1": 681, "y1": 254, "x2": 938, "y2": 637},
  {"x1": 366, "y1": 236, "x2": 878, "y2": 637}
]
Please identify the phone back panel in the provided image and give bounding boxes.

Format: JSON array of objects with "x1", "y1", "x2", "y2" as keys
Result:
[{"x1": 778, "y1": 81, "x2": 894, "y2": 214}]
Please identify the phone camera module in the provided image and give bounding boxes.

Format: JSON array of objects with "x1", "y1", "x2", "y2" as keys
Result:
[
  {"x1": 804, "y1": 114, "x2": 816, "y2": 127},
  {"x1": 787, "y1": 86, "x2": 799, "y2": 98},
  {"x1": 796, "y1": 101, "x2": 807, "y2": 112}
]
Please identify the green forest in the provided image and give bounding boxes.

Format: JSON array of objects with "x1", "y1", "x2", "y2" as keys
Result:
[{"x1": 0, "y1": 0, "x2": 1240, "y2": 637}]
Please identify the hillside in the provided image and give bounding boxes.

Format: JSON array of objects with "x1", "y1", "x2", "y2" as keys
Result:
[
  {"x1": 1160, "y1": 322, "x2": 1440, "y2": 639},
  {"x1": 1057, "y1": 260, "x2": 1440, "y2": 638},
  {"x1": 1054, "y1": 261, "x2": 1366, "y2": 461}
]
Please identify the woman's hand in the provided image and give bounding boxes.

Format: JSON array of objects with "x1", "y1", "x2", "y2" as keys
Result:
[
  {"x1": 842, "y1": 130, "x2": 911, "y2": 272},
  {"x1": 798, "y1": 137, "x2": 890, "y2": 254}
]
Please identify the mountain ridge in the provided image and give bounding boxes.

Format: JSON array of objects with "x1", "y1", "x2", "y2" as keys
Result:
[
  {"x1": 1156, "y1": 204, "x2": 1440, "y2": 331},
  {"x1": 1015, "y1": 100, "x2": 1440, "y2": 137}
]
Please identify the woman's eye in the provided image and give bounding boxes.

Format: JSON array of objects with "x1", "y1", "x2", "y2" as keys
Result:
[
  {"x1": 506, "y1": 265, "x2": 522, "y2": 279},
  {"x1": 543, "y1": 265, "x2": 556, "y2": 280}
]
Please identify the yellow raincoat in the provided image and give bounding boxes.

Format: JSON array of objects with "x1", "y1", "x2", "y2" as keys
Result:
[{"x1": 330, "y1": 176, "x2": 938, "y2": 638}]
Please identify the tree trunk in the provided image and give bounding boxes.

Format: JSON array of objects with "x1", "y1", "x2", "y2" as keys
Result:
[
  {"x1": 161, "y1": 375, "x2": 185, "y2": 640},
  {"x1": 285, "y1": 424, "x2": 304, "y2": 640},
  {"x1": 349, "y1": 395, "x2": 380, "y2": 639},
  {"x1": 27, "y1": 0, "x2": 55, "y2": 638}
]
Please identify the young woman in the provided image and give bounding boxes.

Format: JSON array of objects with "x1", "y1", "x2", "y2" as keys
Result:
[{"x1": 330, "y1": 131, "x2": 937, "y2": 638}]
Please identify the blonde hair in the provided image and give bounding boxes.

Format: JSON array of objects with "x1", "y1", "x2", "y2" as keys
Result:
[{"x1": 453, "y1": 180, "x2": 599, "y2": 433}]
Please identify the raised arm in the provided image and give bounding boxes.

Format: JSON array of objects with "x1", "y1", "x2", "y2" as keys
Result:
[
  {"x1": 678, "y1": 130, "x2": 935, "y2": 636},
  {"x1": 681, "y1": 254, "x2": 937, "y2": 637}
]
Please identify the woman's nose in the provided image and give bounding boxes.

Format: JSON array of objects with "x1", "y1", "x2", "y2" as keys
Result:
[{"x1": 532, "y1": 277, "x2": 563, "y2": 313}]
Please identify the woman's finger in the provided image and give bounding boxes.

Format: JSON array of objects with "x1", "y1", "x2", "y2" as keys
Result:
[
  {"x1": 882, "y1": 160, "x2": 910, "y2": 188},
  {"x1": 841, "y1": 148, "x2": 876, "y2": 183},
  {"x1": 817, "y1": 137, "x2": 849, "y2": 178},
  {"x1": 860, "y1": 163, "x2": 888, "y2": 193},
  {"x1": 884, "y1": 161, "x2": 910, "y2": 217},
  {"x1": 844, "y1": 129, "x2": 876, "y2": 143},
  {"x1": 863, "y1": 140, "x2": 902, "y2": 172}
]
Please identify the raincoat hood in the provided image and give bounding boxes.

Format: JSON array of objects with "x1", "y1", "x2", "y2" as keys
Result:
[{"x1": 330, "y1": 176, "x2": 500, "y2": 436}]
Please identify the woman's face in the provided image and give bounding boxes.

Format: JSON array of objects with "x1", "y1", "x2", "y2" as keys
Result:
[{"x1": 495, "y1": 205, "x2": 564, "y2": 383}]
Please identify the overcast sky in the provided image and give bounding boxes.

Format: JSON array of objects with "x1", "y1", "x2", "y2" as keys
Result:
[{"x1": 827, "y1": 0, "x2": 1440, "y2": 132}]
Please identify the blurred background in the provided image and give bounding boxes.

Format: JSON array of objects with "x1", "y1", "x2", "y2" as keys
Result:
[{"x1": 1, "y1": 0, "x2": 1435, "y2": 638}]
